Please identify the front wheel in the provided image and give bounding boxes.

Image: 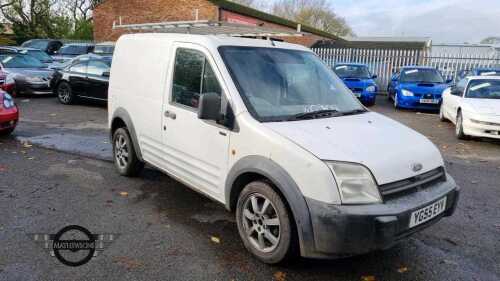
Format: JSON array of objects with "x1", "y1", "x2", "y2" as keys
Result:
[
  {"x1": 57, "y1": 81, "x2": 75, "y2": 105},
  {"x1": 112, "y1": 128, "x2": 144, "y2": 176},
  {"x1": 455, "y1": 112, "x2": 469, "y2": 140},
  {"x1": 439, "y1": 104, "x2": 448, "y2": 122},
  {"x1": 0, "y1": 128, "x2": 15, "y2": 137},
  {"x1": 236, "y1": 181, "x2": 296, "y2": 264}
]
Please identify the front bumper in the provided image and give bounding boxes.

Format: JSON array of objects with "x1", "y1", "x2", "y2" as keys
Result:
[
  {"x1": 463, "y1": 118, "x2": 500, "y2": 139},
  {"x1": 303, "y1": 174, "x2": 459, "y2": 258},
  {"x1": 0, "y1": 106, "x2": 19, "y2": 131},
  {"x1": 16, "y1": 82, "x2": 52, "y2": 95},
  {"x1": 397, "y1": 95, "x2": 441, "y2": 110}
]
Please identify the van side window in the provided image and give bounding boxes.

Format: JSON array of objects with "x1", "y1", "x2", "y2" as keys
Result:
[{"x1": 172, "y1": 48, "x2": 221, "y2": 109}]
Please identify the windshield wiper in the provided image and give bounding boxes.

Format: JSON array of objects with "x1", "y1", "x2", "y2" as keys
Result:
[
  {"x1": 291, "y1": 109, "x2": 342, "y2": 120},
  {"x1": 342, "y1": 108, "x2": 368, "y2": 116}
]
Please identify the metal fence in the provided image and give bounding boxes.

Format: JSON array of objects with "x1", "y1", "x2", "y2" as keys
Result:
[{"x1": 312, "y1": 47, "x2": 500, "y2": 92}]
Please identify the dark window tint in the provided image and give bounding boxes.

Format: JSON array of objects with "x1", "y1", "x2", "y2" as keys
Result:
[
  {"x1": 172, "y1": 48, "x2": 221, "y2": 109},
  {"x1": 70, "y1": 62, "x2": 87, "y2": 73},
  {"x1": 87, "y1": 60, "x2": 110, "y2": 76}
]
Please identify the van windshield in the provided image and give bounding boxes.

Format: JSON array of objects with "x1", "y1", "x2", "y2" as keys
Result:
[{"x1": 219, "y1": 46, "x2": 364, "y2": 122}]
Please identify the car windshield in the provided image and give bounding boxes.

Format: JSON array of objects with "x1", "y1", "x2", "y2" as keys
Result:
[
  {"x1": 59, "y1": 45, "x2": 89, "y2": 55},
  {"x1": 219, "y1": 46, "x2": 364, "y2": 122},
  {"x1": 333, "y1": 64, "x2": 371, "y2": 79},
  {"x1": 466, "y1": 80, "x2": 500, "y2": 99},
  {"x1": 477, "y1": 69, "x2": 500, "y2": 76},
  {"x1": 94, "y1": 45, "x2": 114, "y2": 54},
  {"x1": 22, "y1": 50, "x2": 53, "y2": 62},
  {"x1": 0, "y1": 54, "x2": 45, "y2": 68},
  {"x1": 400, "y1": 68, "x2": 445, "y2": 83},
  {"x1": 22, "y1": 40, "x2": 49, "y2": 50}
]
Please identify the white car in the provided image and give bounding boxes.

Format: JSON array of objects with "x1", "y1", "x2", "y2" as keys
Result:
[
  {"x1": 109, "y1": 34, "x2": 459, "y2": 264},
  {"x1": 440, "y1": 76, "x2": 500, "y2": 139}
]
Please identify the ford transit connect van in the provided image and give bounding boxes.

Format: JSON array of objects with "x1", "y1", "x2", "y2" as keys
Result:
[{"x1": 109, "y1": 34, "x2": 459, "y2": 264}]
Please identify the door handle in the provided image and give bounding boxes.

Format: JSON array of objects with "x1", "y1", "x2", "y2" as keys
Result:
[{"x1": 164, "y1": 110, "x2": 176, "y2": 120}]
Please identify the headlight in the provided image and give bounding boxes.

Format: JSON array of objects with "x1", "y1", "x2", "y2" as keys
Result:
[
  {"x1": 326, "y1": 162, "x2": 382, "y2": 204},
  {"x1": 2, "y1": 93, "x2": 15, "y2": 108},
  {"x1": 401, "y1": 89, "x2": 414, "y2": 96},
  {"x1": 470, "y1": 119, "x2": 500, "y2": 126},
  {"x1": 25, "y1": 76, "x2": 44, "y2": 83},
  {"x1": 366, "y1": 85, "x2": 376, "y2": 92}
]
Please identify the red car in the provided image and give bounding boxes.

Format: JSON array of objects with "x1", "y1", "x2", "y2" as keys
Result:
[
  {"x1": 0, "y1": 90, "x2": 18, "y2": 136},
  {"x1": 0, "y1": 70, "x2": 15, "y2": 96}
]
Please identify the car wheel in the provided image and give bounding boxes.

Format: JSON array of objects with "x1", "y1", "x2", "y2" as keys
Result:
[
  {"x1": 236, "y1": 181, "x2": 296, "y2": 264},
  {"x1": 394, "y1": 93, "x2": 399, "y2": 109},
  {"x1": 0, "y1": 128, "x2": 15, "y2": 137},
  {"x1": 439, "y1": 104, "x2": 448, "y2": 122},
  {"x1": 112, "y1": 127, "x2": 144, "y2": 177},
  {"x1": 57, "y1": 82, "x2": 75, "y2": 105},
  {"x1": 455, "y1": 111, "x2": 469, "y2": 140}
]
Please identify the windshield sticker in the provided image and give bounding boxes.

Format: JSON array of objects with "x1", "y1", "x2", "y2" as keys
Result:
[
  {"x1": 2, "y1": 56, "x2": 12, "y2": 63},
  {"x1": 404, "y1": 69, "x2": 419, "y2": 75},
  {"x1": 470, "y1": 82, "x2": 491, "y2": 91},
  {"x1": 335, "y1": 65, "x2": 347, "y2": 70},
  {"x1": 480, "y1": 72, "x2": 497, "y2": 76}
]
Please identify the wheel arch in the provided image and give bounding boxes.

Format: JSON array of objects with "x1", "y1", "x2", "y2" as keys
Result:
[
  {"x1": 110, "y1": 107, "x2": 143, "y2": 161},
  {"x1": 225, "y1": 155, "x2": 316, "y2": 257}
]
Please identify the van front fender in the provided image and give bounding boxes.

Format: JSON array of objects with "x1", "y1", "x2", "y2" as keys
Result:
[{"x1": 111, "y1": 107, "x2": 143, "y2": 161}]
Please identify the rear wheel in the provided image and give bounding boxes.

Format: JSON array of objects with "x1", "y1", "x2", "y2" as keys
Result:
[
  {"x1": 455, "y1": 111, "x2": 469, "y2": 140},
  {"x1": 112, "y1": 127, "x2": 144, "y2": 176},
  {"x1": 236, "y1": 181, "x2": 296, "y2": 264},
  {"x1": 57, "y1": 81, "x2": 75, "y2": 105}
]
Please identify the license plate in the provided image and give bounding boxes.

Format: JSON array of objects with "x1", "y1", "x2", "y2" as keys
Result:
[
  {"x1": 420, "y1": 99, "x2": 439, "y2": 104},
  {"x1": 354, "y1": 93, "x2": 361, "y2": 97},
  {"x1": 409, "y1": 197, "x2": 447, "y2": 228}
]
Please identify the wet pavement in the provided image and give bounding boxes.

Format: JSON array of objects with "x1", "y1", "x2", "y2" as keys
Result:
[{"x1": 0, "y1": 96, "x2": 499, "y2": 281}]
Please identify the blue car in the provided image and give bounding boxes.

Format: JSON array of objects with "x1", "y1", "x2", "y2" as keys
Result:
[
  {"x1": 333, "y1": 63, "x2": 378, "y2": 106},
  {"x1": 457, "y1": 67, "x2": 500, "y2": 81},
  {"x1": 388, "y1": 66, "x2": 452, "y2": 110}
]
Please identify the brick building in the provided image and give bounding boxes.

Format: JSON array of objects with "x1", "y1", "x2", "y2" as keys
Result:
[{"x1": 93, "y1": 0, "x2": 340, "y2": 47}]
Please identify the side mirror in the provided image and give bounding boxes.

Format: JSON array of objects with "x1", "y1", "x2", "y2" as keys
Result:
[
  {"x1": 102, "y1": 71, "x2": 110, "y2": 77},
  {"x1": 198, "y1": 92, "x2": 221, "y2": 121},
  {"x1": 446, "y1": 78, "x2": 453, "y2": 84},
  {"x1": 372, "y1": 74, "x2": 378, "y2": 79}
]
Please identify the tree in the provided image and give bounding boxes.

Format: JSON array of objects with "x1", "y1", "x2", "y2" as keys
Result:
[{"x1": 271, "y1": 0, "x2": 354, "y2": 36}]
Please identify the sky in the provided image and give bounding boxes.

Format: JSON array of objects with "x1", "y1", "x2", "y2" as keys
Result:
[{"x1": 263, "y1": 0, "x2": 500, "y2": 44}]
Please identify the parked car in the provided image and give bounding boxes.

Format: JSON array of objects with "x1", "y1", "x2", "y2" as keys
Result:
[
  {"x1": 0, "y1": 54, "x2": 54, "y2": 95},
  {"x1": 0, "y1": 90, "x2": 18, "y2": 136},
  {"x1": 0, "y1": 70, "x2": 16, "y2": 96},
  {"x1": 388, "y1": 66, "x2": 452, "y2": 110},
  {"x1": 0, "y1": 46, "x2": 54, "y2": 66},
  {"x1": 21, "y1": 39, "x2": 63, "y2": 55},
  {"x1": 440, "y1": 76, "x2": 500, "y2": 140},
  {"x1": 108, "y1": 34, "x2": 459, "y2": 264},
  {"x1": 457, "y1": 67, "x2": 500, "y2": 81},
  {"x1": 93, "y1": 42, "x2": 115, "y2": 57},
  {"x1": 332, "y1": 63, "x2": 378, "y2": 106},
  {"x1": 51, "y1": 54, "x2": 111, "y2": 104},
  {"x1": 52, "y1": 43, "x2": 95, "y2": 63}
]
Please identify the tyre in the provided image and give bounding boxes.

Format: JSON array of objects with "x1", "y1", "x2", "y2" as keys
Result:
[
  {"x1": 57, "y1": 81, "x2": 75, "y2": 105},
  {"x1": 439, "y1": 104, "x2": 448, "y2": 122},
  {"x1": 393, "y1": 93, "x2": 400, "y2": 109},
  {"x1": 365, "y1": 97, "x2": 376, "y2": 107},
  {"x1": 112, "y1": 127, "x2": 144, "y2": 176},
  {"x1": 236, "y1": 181, "x2": 296, "y2": 264},
  {"x1": 0, "y1": 128, "x2": 15, "y2": 137},
  {"x1": 455, "y1": 111, "x2": 469, "y2": 140}
]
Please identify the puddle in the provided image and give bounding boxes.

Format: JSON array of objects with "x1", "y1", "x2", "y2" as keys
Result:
[{"x1": 17, "y1": 133, "x2": 112, "y2": 161}]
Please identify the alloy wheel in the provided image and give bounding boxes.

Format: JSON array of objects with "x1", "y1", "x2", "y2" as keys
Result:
[
  {"x1": 58, "y1": 84, "x2": 71, "y2": 103},
  {"x1": 114, "y1": 134, "x2": 129, "y2": 169},
  {"x1": 241, "y1": 193, "x2": 281, "y2": 253}
]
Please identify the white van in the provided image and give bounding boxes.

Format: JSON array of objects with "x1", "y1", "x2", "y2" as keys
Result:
[{"x1": 108, "y1": 34, "x2": 459, "y2": 264}]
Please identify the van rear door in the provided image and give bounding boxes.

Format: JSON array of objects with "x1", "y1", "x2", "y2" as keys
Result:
[{"x1": 161, "y1": 43, "x2": 230, "y2": 199}]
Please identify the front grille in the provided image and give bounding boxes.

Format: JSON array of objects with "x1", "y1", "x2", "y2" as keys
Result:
[
  {"x1": 379, "y1": 167, "x2": 446, "y2": 200},
  {"x1": 351, "y1": 87, "x2": 364, "y2": 93}
]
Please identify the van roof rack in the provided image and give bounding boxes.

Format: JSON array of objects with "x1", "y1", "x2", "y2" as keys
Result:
[{"x1": 112, "y1": 20, "x2": 305, "y2": 38}]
